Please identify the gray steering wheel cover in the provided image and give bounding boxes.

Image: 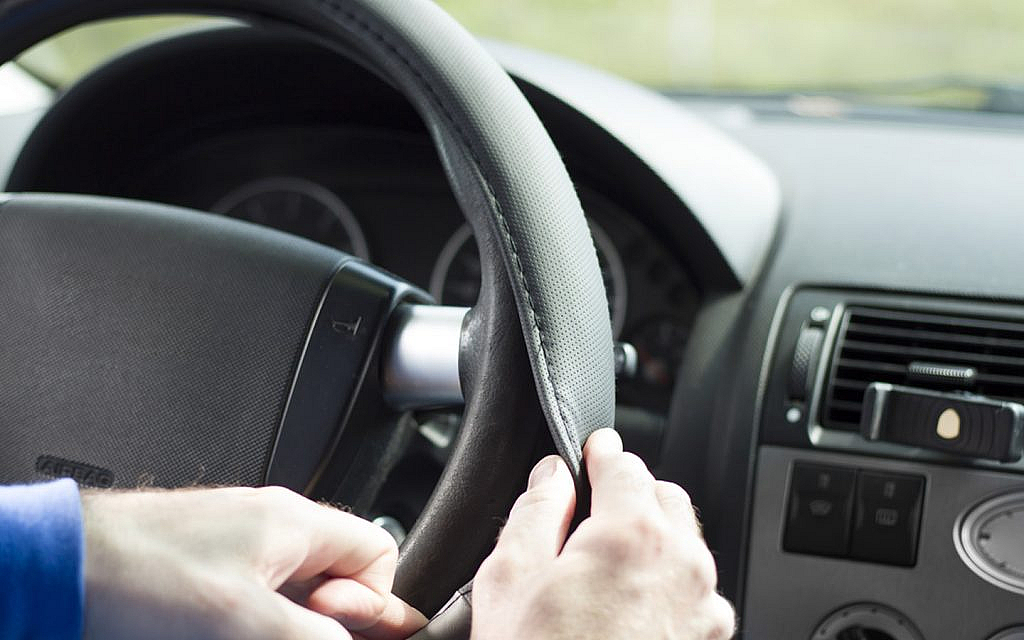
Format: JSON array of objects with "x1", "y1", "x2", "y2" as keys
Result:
[
  {"x1": 324, "y1": 0, "x2": 617, "y2": 471},
  {"x1": 0, "y1": 0, "x2": 614, "y2": 474}
]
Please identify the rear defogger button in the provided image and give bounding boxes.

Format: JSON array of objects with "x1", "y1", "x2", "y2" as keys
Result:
[
  {"x1": 850, "y1": 471, "x2": 924, "y2": 566},
  {"x1": 783, "y1": 463, "x2": 856, "y2": 557}
]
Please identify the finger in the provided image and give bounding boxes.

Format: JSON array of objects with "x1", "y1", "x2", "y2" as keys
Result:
[
  {"x1": 583, "y1": 429, "x2": 657, "y2": 515},
  {"x1": 307, "y1": 578, "x2": 389, "y2": 631},
  {"x1": 278, "y1": 575, "x2": 329, "y2": 606},
  {"x1": 286, "y1": 504, "x2": 399, "y2": 595},
  {"x1": 271, "y1": 592, "x2": 354, "y2": 640},
  {"x1": 654, "y1": 481, "x2": 701, "y2": 537},
  {"x1": 265, "y1": 497, "x2": 398, "y2": 631},
  {"x1": 354, "y1": 595, "x2": 429, "y2": 640},
  {"x1": 492, "y1": 455, "x2": 576, "y2": 564},
  {"x1": 583, "y1": 426, "x2": 624, "y2": 460}
]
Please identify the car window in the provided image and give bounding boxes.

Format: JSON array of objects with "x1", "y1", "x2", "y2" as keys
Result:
[{"x1": 11, "y1": 1, "x2": 1024, "y2": 112}]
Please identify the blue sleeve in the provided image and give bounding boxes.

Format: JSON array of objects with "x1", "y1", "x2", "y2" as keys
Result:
[{"x1": 0, "y1": 479, "x2": 84, "y2": 640}]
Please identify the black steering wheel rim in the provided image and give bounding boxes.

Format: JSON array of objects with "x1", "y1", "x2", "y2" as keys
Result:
[{"x1": 0, "y1": 0, "x2": 616, "y2": 615}]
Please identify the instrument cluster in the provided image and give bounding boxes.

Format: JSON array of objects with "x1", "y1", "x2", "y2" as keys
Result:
[{"x1": 139, "y1": 126, "x2": 697, "y2": 409}]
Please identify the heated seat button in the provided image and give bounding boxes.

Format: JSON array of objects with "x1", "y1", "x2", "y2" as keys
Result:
[
  {"x1": 850, "y1": 471, "x2": 925, "y2": 566},
  {"x1": 783, "y1": 463, "x2": 856, "y2": 557}
]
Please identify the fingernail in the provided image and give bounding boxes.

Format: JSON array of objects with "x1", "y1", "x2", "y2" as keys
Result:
[{"x1": 528, "y1": 456, "x2": 559, "y2": 488}]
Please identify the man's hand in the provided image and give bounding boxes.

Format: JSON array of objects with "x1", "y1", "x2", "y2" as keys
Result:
[
  {"x1": 472, "y1": 429, "x2": 735, "y2": 639},
  {"x1": 81, "y1": 486, "x2": 427, "y2": 640}
]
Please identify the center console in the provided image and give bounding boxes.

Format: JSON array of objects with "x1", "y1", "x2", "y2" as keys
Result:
[{"x1": 743, "y1": 288, "x2": 1024, "y2": 640}]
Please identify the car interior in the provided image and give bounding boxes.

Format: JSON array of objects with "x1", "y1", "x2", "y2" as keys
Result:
[{"x1": 1, "y1": 1, "x2": 1023, "y2": 639}]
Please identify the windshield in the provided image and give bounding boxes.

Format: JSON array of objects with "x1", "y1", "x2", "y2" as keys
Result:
[{"x1": 13, "y1": 1, "x2": 1024, "y2": 112}]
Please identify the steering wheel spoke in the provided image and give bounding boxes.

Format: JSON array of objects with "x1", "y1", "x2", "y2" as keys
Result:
[
  {"x1": 381, "y1": 305, "x2": 469, "y2": 411},
  {"x1": 265, "y1": 260, "x2": 430, "y2": 493}
]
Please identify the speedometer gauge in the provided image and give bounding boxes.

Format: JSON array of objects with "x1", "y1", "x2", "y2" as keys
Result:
[
  {"x1": 213, "y1": 176, "x2": 370, "y2": 259},
  {"x1": 429, "y1": 221, "x2": 628, "y2": 337}
]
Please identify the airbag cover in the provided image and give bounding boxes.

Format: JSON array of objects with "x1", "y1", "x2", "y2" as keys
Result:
[{"x1": 0, "y1": 194, "x2": 341, "y2": 488}]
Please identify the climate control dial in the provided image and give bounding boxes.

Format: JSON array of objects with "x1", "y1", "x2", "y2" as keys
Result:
[{"x1": 811, "y1": 603, "x2": 923, "y2": 640}]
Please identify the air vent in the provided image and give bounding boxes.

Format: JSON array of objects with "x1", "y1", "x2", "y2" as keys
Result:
[{"x1": 823, "y1": 307, "x2": 1024, "y2": 431}]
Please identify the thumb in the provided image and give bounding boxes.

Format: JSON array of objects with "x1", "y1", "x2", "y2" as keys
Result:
[
  {"x1": 492, "y1": 455, "x2": 576, "y2": 565},
  {"x1": 354, "y1": 594, "x2": 429, "y2": 639}
]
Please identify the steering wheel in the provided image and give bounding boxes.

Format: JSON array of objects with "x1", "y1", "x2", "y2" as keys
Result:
[{"x1": 0, "y1": 0, "x2": 615, "y2": 617}]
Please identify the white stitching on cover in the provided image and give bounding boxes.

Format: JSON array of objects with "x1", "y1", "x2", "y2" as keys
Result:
[{"x1": 316, "y1": 0, "x2": 582, "y2": 456}]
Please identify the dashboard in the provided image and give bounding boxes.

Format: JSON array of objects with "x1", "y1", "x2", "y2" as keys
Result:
[
  {"x1": 665, "y1": 103, "x2": 1024, "y2": 639},
  {"x1": 6, "y1": 19, "x2": 1024, "y2": 640}
]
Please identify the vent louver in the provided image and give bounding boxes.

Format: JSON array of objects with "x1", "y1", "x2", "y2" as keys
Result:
[{"x1": 823, "y1": 307, "x2": 1024, "y2": 431}]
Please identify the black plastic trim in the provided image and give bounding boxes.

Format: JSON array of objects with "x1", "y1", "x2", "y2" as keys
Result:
[{"x1": 265, "y1": 258, "x2": 429, "y2": 492}]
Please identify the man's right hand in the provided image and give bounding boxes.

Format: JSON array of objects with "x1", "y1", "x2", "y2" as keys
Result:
[{"x1": 471, "y1": 428, "x2": 735, "y2": 639}]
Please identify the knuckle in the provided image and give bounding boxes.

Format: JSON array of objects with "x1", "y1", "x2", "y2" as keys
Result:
[
  {"x1": 369, "y1": 523, "x2": 400, "y2": 560},
  {"x1": 223, "y1": 485, "x2": 261, "y2": 499},
  {"x1": 194, "y1": 574, "x2": 264, "y2": 638},
  {"x1": 604, "y1": 453, "x2": 655, "y2": 490},
  {"x1": 614, "y1": 452, "x2": 654, "y2": 481},
  {"x1": 620, "y1": 451, "x2": 650, "y2": 471},
  {"x1": 514, "y1": 486, "x2": 552, "y2": 509},
  {"x1": 629, "y1": 512, "x2": 669, "y2": 545},
  {"x1": 476, "y1": 551, "x2": 522, "y2": 589},
  {"x1": 657, "y1": 481, "x2": 693, "y2": 509},
  {"x1": 598, "y1": 526, "x2": 638, "y2": 554},
  {"x1": 510, "y1": 484, "x2": 565, "y2": 515},
  {"x1": 587, "y1": 507, "x2": 671, "y2": 546},
  {"x1": 250, "y1": 487, "x2": 303, "y2": 533},
  {"x1": 708, "y1": 595, "x2": 737, "y2": 639},
  {"x1": 259, "y1": 485, "x2": 302, "y2": 508},
  {"x1": 667, "y1": 539, "x2": 717, "y2": 599},
  {"x1": 585, "y1": 518, "x2": 660, "y2": 564},
  {"x1": 685, "y1": 546, "x2": 719, "y2": 596},
  {"x1": 611, "y1": 467, "x2": 653, "y2": 496},
  {"x1": 686, "y1": 565, "x2": 714, "y2": 599}
]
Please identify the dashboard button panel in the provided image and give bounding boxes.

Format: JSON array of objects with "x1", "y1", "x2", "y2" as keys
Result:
[{"x1": 783, "y1": 462, "x2": 925, "y2": 566}]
